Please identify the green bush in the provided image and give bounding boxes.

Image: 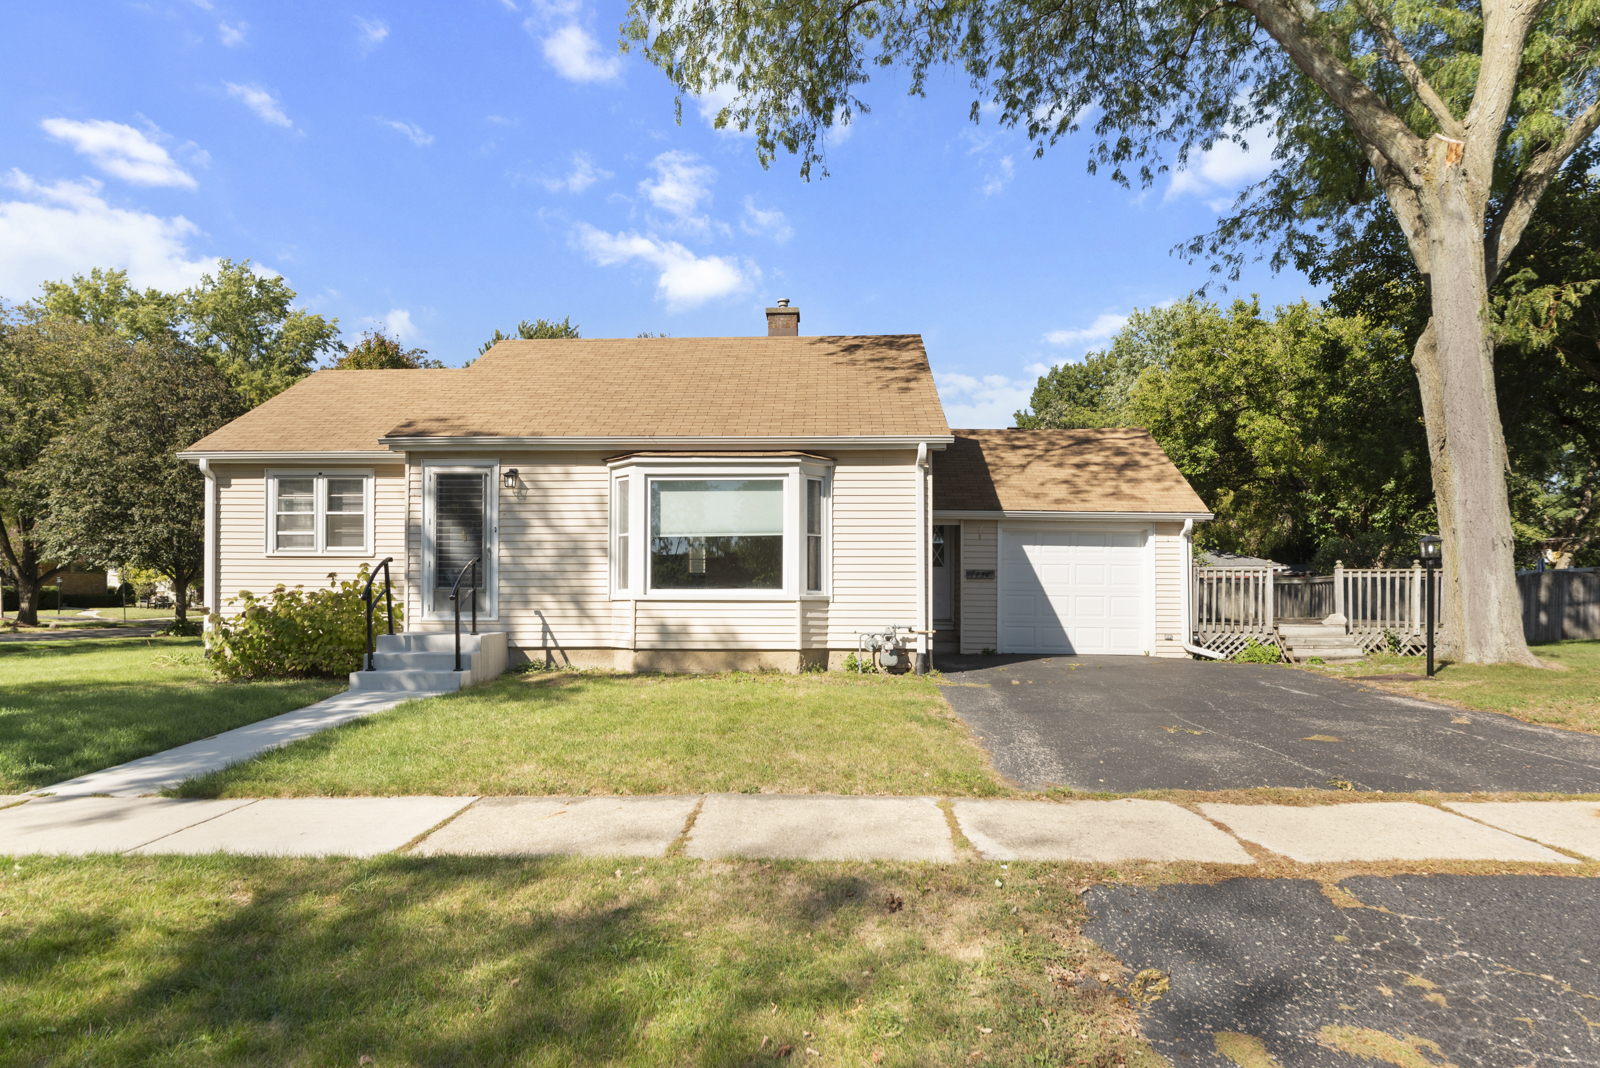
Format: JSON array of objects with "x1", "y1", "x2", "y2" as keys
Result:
[
  {"x1": 1232, "y1": 639, "x2": 1281, "y2": 664},
  {"x1": 841, "y1": 651, "x2": 878, "y2": 673},
  {"x1": 207, "y1": 566, "x2": 402, "y2": 680}
]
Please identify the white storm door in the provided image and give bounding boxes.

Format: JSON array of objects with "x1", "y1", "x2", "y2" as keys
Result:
[
  {"x1": 1000, "y1": 528, "x2": 1146, "y2": 654},
  {"x1": 424, "y1": 465, "x2": 498, "y2": 619}
]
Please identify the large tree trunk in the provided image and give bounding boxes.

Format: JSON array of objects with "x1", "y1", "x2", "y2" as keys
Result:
[
  {"x1": 171, "y1": 573, "x2": 189, "y2": 624},
  {"x1": 1413, "y1": 147, "x2": 1539, "y2": 666},
  {"x1": 12, "y1": 573, "x2": 42, "y2": 627}
]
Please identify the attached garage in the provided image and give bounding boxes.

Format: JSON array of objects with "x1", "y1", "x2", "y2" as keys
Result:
[
  {"x1": 932, "y1": 429, "x2": 1213, "y2": 659},
  {"x1": 1000, "y1": 527, "x2": 1148, "y2": 654}
]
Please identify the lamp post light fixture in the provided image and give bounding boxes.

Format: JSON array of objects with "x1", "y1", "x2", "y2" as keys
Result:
[{"x1": 1419, "y1": 535, "x2": 1442, "y2": 677}]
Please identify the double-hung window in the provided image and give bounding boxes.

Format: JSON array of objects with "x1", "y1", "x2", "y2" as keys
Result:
[
  {"x1": 613, "y1": 477, "x2": 630, "y2": 590},
  {"x1": 267, "y1": 471, "x2": 373, "y2": 554},
  {"x1": 805, "y1": 477, "x2": 825, "y2": 592}
]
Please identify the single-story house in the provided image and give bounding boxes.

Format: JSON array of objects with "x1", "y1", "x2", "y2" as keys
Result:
[{"x1": 181, "y1": 304, "x2": 1212, "y2": 671}]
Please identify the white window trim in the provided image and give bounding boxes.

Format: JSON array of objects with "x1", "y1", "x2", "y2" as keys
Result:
[
  {"x1": 421, "y1": 461, "x2": 500, "y2": 621},
  {"x1": 606, "y1": 457, "x2": 834, "y2": 602},
  {"x1": 264, "y1": 469, "x2": 375, "y2": 557}
]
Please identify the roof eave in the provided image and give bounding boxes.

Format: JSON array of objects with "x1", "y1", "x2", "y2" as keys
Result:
[
  {"x1": 178, "y1": 450, "x2": 397, "y2": 464},
  {"x1": 933, "y1": 509, "x2": 1215, "y2": 522},
  {"x1": 374, "y1": 434, "x2": 955, "y2": 451}
]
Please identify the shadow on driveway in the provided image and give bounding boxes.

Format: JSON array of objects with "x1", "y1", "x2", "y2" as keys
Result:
[{"x1": 935, "y1": 654, "x2": 1600, "y2": 793}]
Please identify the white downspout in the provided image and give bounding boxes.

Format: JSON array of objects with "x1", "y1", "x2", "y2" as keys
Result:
[
  {"x1": 915, "y1": 442, "x2": 930, "y2": 674},
  {"x1": 199, "y1": 459, "x2": 217, "y2": 645},
  {"x1": 1180, "y1": 518, "x2": 1226, "y2": 660}
]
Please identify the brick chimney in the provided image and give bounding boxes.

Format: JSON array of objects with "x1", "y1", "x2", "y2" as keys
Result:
[{"x1": 765, "y1": 299, "x2": 800, "y2": 337}]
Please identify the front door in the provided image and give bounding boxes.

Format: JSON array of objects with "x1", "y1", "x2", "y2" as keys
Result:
[{"x1": 425, "y1": 466, "x2": 497, "y2": 619}]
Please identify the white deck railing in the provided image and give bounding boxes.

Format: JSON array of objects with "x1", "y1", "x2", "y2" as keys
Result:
[{"x1": 1194, "y1": 562, "x2": 1443, "y2": 656}]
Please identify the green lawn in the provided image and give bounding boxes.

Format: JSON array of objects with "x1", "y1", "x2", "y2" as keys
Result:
[
  {"x1": 175, "y1": 671, "x2": 1008, "y2": 799},
  {"x1": 80, "y1": 606, "x2": 183, "y2": 621},
  {"x1": 1303, "y1": 639, "x2": 1600, "y2": 733},
  {"x1": 0, "y1": 853, "x2": 1153, "y2": 1068},
  {"x1": 0, "y1": 638, "x2": 343, "y2": 793}
]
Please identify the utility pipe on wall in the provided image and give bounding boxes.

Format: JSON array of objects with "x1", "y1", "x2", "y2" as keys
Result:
[
  {"x1": 914, "y1": 442, "x2": 930, "y2": 675},
  {"x1": 1180, "y1": 518, "x2": 1226, "y2": 660}
]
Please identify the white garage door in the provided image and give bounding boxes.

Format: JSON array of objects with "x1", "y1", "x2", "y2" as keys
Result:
[{"x1": 1000, "y1": 528, "x2": 1148, "y2": 654}]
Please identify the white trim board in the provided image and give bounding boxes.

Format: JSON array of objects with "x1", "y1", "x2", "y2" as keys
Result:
[{"x1": 936, "y1": 510, "x2": 1213, "y2": 522}]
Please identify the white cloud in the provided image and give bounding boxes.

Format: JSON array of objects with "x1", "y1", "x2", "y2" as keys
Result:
[
  {"x1": 218, "y1": 21, "x2": 246, "y2": 46},
  {"x1": 380, "y1": 119, "x2": 434, "y2": 146},
  {"x1": 933, "y1": 370, "x2": 1034, "y2": 430},
  {"x1": 982, "y1": 156, "x2": 1014, "y2": 196},
  {"x1": 1165, "y1": 130, "x2": 1278, "y2": 202},
  {"x1": 1045, "y1": 312, "x2": 1129, "y2": 348},
  {"x1": 355, "y1": 16, "x2": 389, "y2": 48},
  {"x1": 384, "y1": 308, "x2": 418, "y2": 341},
  {"x1": 740, "y1": 196, "x2": 793, "y2": 242},
  {"x1": 538, "y1": 23, "x2": 621, "y2": 83},
  {"x1": 225, "y1": 83, "x2": 292, "y2": 127},
  {"x1": 542, "y1": 151, "x2": 610, "y2": 193},
  {"x1": 573, "y1": 223, "x2": 754, "y2": 310},
  {"x1": 639, "y1": 150, "x2": 715, "y2": 222},
  {"x1": 40, "y1": 119, "x2": 197, "y2": 189},
  {"x1": 0, "y1": 171, "x2": 216, "y2": 302}
]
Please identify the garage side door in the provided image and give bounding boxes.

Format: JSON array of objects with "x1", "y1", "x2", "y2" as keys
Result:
[{"x1": 1000, "y1": 528, "x2": 1147, "y2": 654}]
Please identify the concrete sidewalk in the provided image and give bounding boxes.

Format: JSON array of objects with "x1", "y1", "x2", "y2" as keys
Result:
[
  {"x1": 2, "y1": 792, "x2": 1595, "y2": 864},
  {"x1": 35, "y1": 688, "x2": 446, "y2": 798}
]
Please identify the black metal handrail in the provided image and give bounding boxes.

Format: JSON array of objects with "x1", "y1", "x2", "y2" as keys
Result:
[
  {"x1": 363, "y1": 557, "x2": 396, "y2": 671},
  {"x1": 448, "y1": 557, "x2": 480, "y2": 672}
]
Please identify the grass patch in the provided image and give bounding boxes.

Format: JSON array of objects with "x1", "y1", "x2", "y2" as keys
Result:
[
  {"x1": 0, "y1": 638, "x2": 343, "y2": 793},
  {"x1": 175, "y1": 671, "x2": 1006, "y2": 799},
  {"x1": 0, "y1": 853, "x2": 1154, "y2": 1068},
  {"x1": 79, "y1": 606, "x2": 182, "y2": 621},
  {"x1": 1300, "y1": 640, "x2": 1600, "y2": 734}
]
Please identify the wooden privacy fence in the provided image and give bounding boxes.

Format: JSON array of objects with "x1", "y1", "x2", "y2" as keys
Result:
[{"x1": 1517, "y1": 568, "x2": 1600, "y2": 642}]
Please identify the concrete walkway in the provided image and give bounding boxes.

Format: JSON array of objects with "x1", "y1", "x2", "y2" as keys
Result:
[
  {"x1": 35, "y1": 688, "x2": 446, "y2": 798},
  {"x1": 2, "y1": 792, "x2": 1596, "y2": 863}
]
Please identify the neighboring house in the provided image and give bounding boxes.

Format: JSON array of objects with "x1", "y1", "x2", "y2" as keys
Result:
[
  {"x1": 1200, "y1": 551, "x2": 1290, "y2": 570},
  {"x1": 180, "y1": 305, "x2": 1212, "y2": 670}
]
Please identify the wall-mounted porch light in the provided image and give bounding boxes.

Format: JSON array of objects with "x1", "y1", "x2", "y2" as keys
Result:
[{"x1": 503, "y1": 469, "x2": 520, "y2": 490}]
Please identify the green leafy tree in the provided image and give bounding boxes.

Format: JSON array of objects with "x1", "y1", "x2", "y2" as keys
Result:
[
  {"x1": 36, "y1": 341, "x2": 246, "y2": 626},
  {"x1": 0, "y1": 310, "x2": 122, "y2": 625},
  {"x1": 478, "y1": 316, "x2": 581, "y2": 357},
  {"x1": 625, "y1": 0, "x2": 1600, "y2": 664},
  {"x1": 41, "y1": 259, "x2": 342, "y2": 405},
  {"x1": 331, "y1": 330, "x2": 445, "y2": 369},
  {"x1": 1019, "y1": 297, "x2": 1432, "y2": 562}
]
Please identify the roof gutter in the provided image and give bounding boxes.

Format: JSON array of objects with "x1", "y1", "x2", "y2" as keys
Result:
[
  {"x1": 934, "y1": 509, "x2": 1215, "y2": 522},
  {"x1": 178, "y1": 451, "x2": 396, "y2": 464},
  {"x1": 374, "y1": 434, "x2": 956, "y2": 452}
]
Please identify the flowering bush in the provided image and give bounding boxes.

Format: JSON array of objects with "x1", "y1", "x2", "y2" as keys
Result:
[{"x1": 207, "y1": 566, "x2": 401, "y2": 679}]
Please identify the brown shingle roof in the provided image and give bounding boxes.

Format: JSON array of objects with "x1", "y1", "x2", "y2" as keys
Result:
[
  {"x1": 185, "y1": 335, "x2": 951, "y2": 453},
  {"x1": 185, "y1": 369, "x2": 471, "y2": 454},
  {"x1": 933, "y1": 429, "x2": 1211, "y2": 515}
]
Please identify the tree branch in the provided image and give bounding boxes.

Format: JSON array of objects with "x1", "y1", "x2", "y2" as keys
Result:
[
  {"x1": 1351, "y1": 0, "x2": 1464, "y2": 139},
  {"x1": 1360, "y1": 140, "x2": 1432, "y2": 274},
  {"x1": 1239, "y1": 0, "x2": 1426, "y2": 182},
  {"x1": 1485, "y1": 96, "x2": 1600, "y2": 285}
]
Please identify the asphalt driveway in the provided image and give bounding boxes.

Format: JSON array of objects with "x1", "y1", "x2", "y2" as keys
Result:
[{"x1": 935, "y1": 654, "x2": 1600, "y2": 793}]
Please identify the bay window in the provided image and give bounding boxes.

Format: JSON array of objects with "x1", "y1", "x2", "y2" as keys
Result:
[
  {"x1": 267, "y1": 471, "x2": 373, "y2": 555},
  {"x1": 608, "y1": 457, "x2": 832, "y2": 599}
]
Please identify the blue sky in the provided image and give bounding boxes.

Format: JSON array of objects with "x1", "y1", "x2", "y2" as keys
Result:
[{"x1": 0, "y1": 0, "x2": 1319, "y2": 426}]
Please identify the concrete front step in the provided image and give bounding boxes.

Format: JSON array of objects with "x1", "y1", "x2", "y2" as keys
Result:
[
  {"x1": 351, "y1": 631, "x2": 509, "y2": 694},
  {"x1": 348, "y1": 668, "x2": 472, "y2": 692}
]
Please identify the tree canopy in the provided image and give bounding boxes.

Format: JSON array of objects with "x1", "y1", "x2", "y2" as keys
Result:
[
  {"x1": 478, "y1": 317, "x2": 581, "y2": 357},
  {"x1": 41, "y1": 259, "x2": 342, "y2": 405},
  {"x1": 331, "y1": 330, "x2": 444, "y2": 370}
]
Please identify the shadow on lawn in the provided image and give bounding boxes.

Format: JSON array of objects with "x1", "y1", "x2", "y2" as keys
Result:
[{"x1": 1, "y1": 855, "x2": 987, "y2": 1067}]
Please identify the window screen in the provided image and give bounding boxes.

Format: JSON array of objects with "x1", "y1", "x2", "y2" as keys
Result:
[
  {"x1": 325, "y1": 477, "x2": 366, "y2": 549},
  {"x1": 274, "y1": 478, "x2": 316, "y2": 550},
  {"x1": 650, "y1": 479, "x2": 782, "y2": 590},
  {"x1": 806, "y1": 478, "x2": 823, "y2": 591},
  {"x1": 434, "y1": 472, "x2": 486, "y2": 607}
]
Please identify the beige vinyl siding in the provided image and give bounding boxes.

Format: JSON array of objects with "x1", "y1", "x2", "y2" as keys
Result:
[
  {"x1": 958, "y1": 520, "x2": 998, "y2": 653},
  {"x1": 823, "y1": 450, "x2": 920, "y2": 647},
  {"x1": 800, "y1": 601, "x2": 830, "y2": 650},
  {"x1": 1151, "y1": 522, "x2": 1187, "y2": 658},
  {"x1": 213, "y1": 462, "x2": 406, "y2": 615},
  {"x1": 634, "y1": 600, "x2": 798, "y2": 650}
]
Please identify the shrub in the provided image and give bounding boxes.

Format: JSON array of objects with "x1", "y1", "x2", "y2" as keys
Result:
[
  {"x1": 207, "y1": 566, "x2": 401, "y2": 679},
  {"x1": 841, "y1": 651, "x2": 878, "y2": 673},
  {"x1": 1232, "y1": 639, "x2": 1281, "y2": 664}
]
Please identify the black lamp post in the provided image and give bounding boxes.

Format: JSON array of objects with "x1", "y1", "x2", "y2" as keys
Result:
[{"x1": 1419, "y1": 535, "x2": 1442, "y2": 677}]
